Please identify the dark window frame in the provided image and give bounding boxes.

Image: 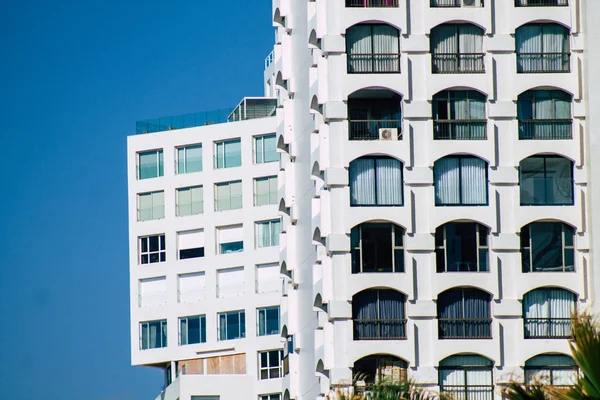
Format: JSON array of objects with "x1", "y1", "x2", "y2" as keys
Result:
[
  {"x1": 520, "y1": 222, "x2": 575, "y2": 272},
  {"x1": 519, "y1": 156, "x2": 574, "y2": 206},
  {"x1": 435, "y1": 222, "x2": 489, "y2": 272},
  {"x1": 351, "y1": 223, "x2": 405, "y2": 273},
  {"x1": 434, "y1": 156, "x2": 489, "y2": 206},
  {"x1": 349, "y1": 156, "x2": 404, "y2": 206},
  {"x1": 346, "y1": 23, "x2": 401, "y2": 74}
]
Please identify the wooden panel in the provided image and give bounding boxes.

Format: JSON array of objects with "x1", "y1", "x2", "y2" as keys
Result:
[
  {"x1": 204, "y1": 353, "x2": 247, "y2": 375},
  {"x1": 207, "y1": 357, "x2": 221, "y2": 374},
  {"x1": 233, "y1": 353, "x2": 246, "y2": 374},
  {"x1": 220, "y1": 354, "x2": 234, "y2": 374},
  {"x1": 179, "y1": 358, "x2": 204, "y2": 375}
]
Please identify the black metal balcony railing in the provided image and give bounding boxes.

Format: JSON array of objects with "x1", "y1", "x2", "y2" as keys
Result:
[
  {"x1": 434, "y1": 120, "x2": 487, "y2": 140},
  {"x1": 439, "y1": 318, "x2": 493, "y2": 339},
  {"x1": 349, "y1": 120, "x2": 402, "y2": 140},
  {"x1": 347, "y1": 54, "x2": 401, "y2": 74},
  {"x1": 515, "y1": 0, "x2": 568, "y2": 6},
  {"x1": 354, "y1": 318, "x2": 407, "y2": 340},
  {"x1": 517, "y1": 53, "x2": 570, "y2": 73},
  {"x1": 431, "y1": 0, "x2": 483, "y2": 6},
  {"x1": 524, "y1": 318, "x2": 573, "y2": 339},
  {"x1": 518, "y1": 120, "x2": 572, "y2": 140},
  {"x1": 432, "y1": 53, "x2": 485, "y2": 74},
  {"x1": 441, "y1": 386, "x2": 494, "y2": 400},
  {"x1": 346, "y1": 0, "x2": 398, "y2": 6}
]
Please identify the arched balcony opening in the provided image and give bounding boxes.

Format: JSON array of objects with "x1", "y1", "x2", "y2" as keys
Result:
[
  {"x1": 437, "y1": 288, "x2": 492, "y2": 339},
  {"x1": 351, "y1": 222, "x2": 405, "y2": 273},
  {"x1": 430, "y1": 24, "x2": 485, "y2": 74},
  {"x1": 439, "y1": 354, "x2": 494, "y2": 400},
  {"x1": 516, "y1": 23, "x2": 570, "y2": 73},
  {"x1": 346, "y1": 24, "x2": 400, "y2": 73},
  {"x1": 525, "y1": 354, "x2": 578, "y2": 386},
  {"x1": 352, "y1": 289, "x2": 407, "y2": 340},
  {"x1": 349, "y1": 156, "x2": 403, "y2": 206},
  {"x1": 353, "y1": 355, "x2": 408, "y2": 394},
  {"x1": 348, "y1": 89, "x2": 402, "y2": 141},
  {"x1": 435, "y1": 222, "x2": 489, "y2": 272},
  {"x1": 523, "y1": 287, "x2": 576, "y2": 339},
  {"x1": 432, "y1": 90, "x2": 487, "y2": 140},
  {"x1": 517, "y1": 89, "x2": 572, "y2": 140},
  {"x1": 519, "y1": 155, "x2": 574, "y2": 206},
  {"x1": 520, "y1": 221, "x2": 575, "y2": 272},
  {"x1": 434, "y1": 155, "x2": 489, "y2": 206}
]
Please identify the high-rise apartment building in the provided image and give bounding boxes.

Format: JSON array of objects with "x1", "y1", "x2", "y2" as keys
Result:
[{"x1": 128, "y1": 0, "x2": 600, "y2": 399}]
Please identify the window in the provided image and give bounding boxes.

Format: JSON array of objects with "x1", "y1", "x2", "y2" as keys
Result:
[
  {"x1": 435, "y1": 223, "x2": 489, "y2": 272},
  {"x1": 254, "y1": 176, "x2": 278, "y2": 206},
  {"x1": 259, "y1": 395, "x2": 281, "y2": 400},
  {"x1": 218, "y1": 310, "x2": 246, "y2": 340},
  {"x1": 346, "y1": 0, "x2": 398, "y2": 7},
  {"x1": 138, "y1": 150, "x2": 164, "y2": 180},
  {"x1": 217, "y1": 224, "x2": 243, "y2": 254},
  {"x1": 138, "y1": 276, "x2": 167, "y2": 307},
  {"x1": 214, "y1": 139, "x2": 241, "y2": 169},
  {"x1": 431, "y1": 0, "x2": 483, "y2": 6},
  {"x1": 140, "y1": 319, "x2": 167, "y2": 349},
  {"x1": 437, "y1": 288, "x2": 492, "y2": 339},
  {"x1": 352, "y1": 289, "x2": 407, "y2": 340},
  {"x1": 256, "y1": 263, "x2": 281, "y2": 293},
  {"x1": 515, "y1": 0, "x2": 568, "y2": 5},
  {"x1": 434, "y1": 156, "x2": 488, "y2": 205},
  {"x1": 351, "y1": 223, "x2": 404, "y2": 273},
  {"x1": 256, "y1": 220, "x2": 280, "y2": 248},
  {"x1": 254, "y1": 134, "x2": 278, "y2": 163},
  {"x1": 137, "y1": 191, "x2": 165, "y2": 221},
  {"x1": 520, "y1": 222, "x2": 575, "y2": 272},
  {"x1": 432, "y1": 91, "x2": 486, "y2": 140},
  {"x1": 215, "y1": 181, "x2": 242, "y2": 211},
  {"x1": 217, "y1": 267, "x2": 245, "y2": 298},
  {"x1": 179, "y1": 315, "x2": 206, "y2": 345},
  {"x1": 431, "y1": 24, "x2": 485, "y2": 74},
  {"x1": 178, "y1": 229, "x2": 205, "y2": 259},
  {"x1": 520, "y1": 156, "x2": 573, "y2": 205},
  {"x1": 516, "y1": 24, "x2": 570, "y2": 73},
  {"x1": 346, "y1": 24, "x2": 400, "y2": 73},
  {"x1": 525, "y1": 355, "x2": 578, "y2": 386},
  {"x1": 439, "y1": 355, "x2": 493, "y2": 400},
  {"x1": 517, "y1": 90, "x2": 572, "y2": 140},
  {"x1": 523, "y1": 288, "x2": 576, "y2": 338},
  {"x1": 176, "y1": 144, "x2": 203, "y2": 174},
  {"x1": 178, "y1": 272, "x2": 206, "y2": 303},
  {"x1": 349, "y1": 157, "x2": 403, "y2": 206},
  {"x1": 257, "y1": 306, "x2": 280, "y2": 337},
  {"x1": 348, "y1": 90, "x2": 402, "y2": 140},
  {"x1": 176, "y1": 185, "x2": 203, "y2": 216},
  {"x1": 259, "y1": 350, "x2": 283, "y2": 380},
  {"x1": 353, "y1": 355, "x2": 408, "y2": 391},
  {"x1": 139, "y1": 234, "x2": 166, "y2": 264}
]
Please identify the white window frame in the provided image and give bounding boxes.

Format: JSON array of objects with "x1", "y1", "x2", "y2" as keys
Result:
[
  {"x1": 218, "y1": 310, "x2": 246, "y2": 341},
  {"x1": 179, "y1": 314, "x2": 206, "y2": 345},
  {"x1": 176, "y1": 144, "x2": 203, "y2": 174},
  {"x1": 255, "y1": 220, "x2": 281, "y2": 248},
  {"x1": 215, "y1": 180, "x2": 243, "y2": 211},
  {"x1": 214, "y1": 138, "x2": 242, "y2": 169},
  {"x1": 257, "y1": 306, "x2": 280, "y2": 337},
  {"x1": 259, "y1": 350, "x2": 283, "y2": 380},
  {"x1": 137, "y1": 149, "x2": 164, "y2": 180},
  {"x1": 140, "y1": 319, "x2": 167, "y2": 350},
  {"x1": 139, "y1": 234, "x2": 166, "y2": 264},
  {"x1": 254, "y1": 134, "x2": 277, "y2": 164}
]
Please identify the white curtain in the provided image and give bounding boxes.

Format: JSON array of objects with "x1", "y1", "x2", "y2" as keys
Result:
[
  {"x1": 432, "y1": 25, "x2": 457, "y2": 54},
  {"x1": 347, "y1": 25, "x2": 372, "y2": 73},
  {"x1": 461, "y1": 158, "x2": 487, "y2": 204},
  {"x1": 526, "y1": 354, "x2": 577, "y2": 385},
  {"x1": 516, "y1": 25, "x2": 542, "y2": 72},
  {"x1": 257, "y1": 221, "x2": 279, "y2": 248},
  {"x1": 458, "y1": 25, "x2": 484, "y2": 72},
  {"x1": 434, "y1": 158, "x2": 460, "y2": 204},
  {"x1": 376, "y1": 158, "x2": 402, "y2": 205},
  {"x1": 350, "y1": 158, "x2": 376, "y2": 205},
  {"x1": 524, "y1": 289, "x2": 576, "y2": 337},
  {"x1": 543, "y1": 24, "x2": 569, "y2": 71},
  {"x1": 372, "y1": 25, "x2": 400, "y2": 72}
]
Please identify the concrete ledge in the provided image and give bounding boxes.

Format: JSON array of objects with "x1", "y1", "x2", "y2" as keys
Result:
[
  {"x1": 325, "y1": 167, "x2": 349, "y2": 187},
  {"x1": 323, "y1": 101, "x2": 347, "y2": 120},
  {"x1": 326, "y1": 234, "x2": 350, "y2": 253},
  {"x1": 406, "y1": 234, "x2": 435, "y2": 252},
  {"x1": 321, "y1": 35, "x2": 345, "y2": 54},
  {"x1": 405, "y1": 167, "x2": 433, "y2": 186},
  {"x1": 491, "y1": 234, "x2": 520, "y2": 251},
  {"x1": 489, "y1": 167, "x2": 518, "y2": 185},
  {"x1": 407, "y1": 301, "x2": 436, "y2": 318},
  {"x1": 328, "y1": 300, "x2": 351, "y2": 319},
  {"x1": 493, "y1": 300, "x2": 522, "y2": 317},
  {"x1": 404, "y1": 101, "x2": 431, "y2": 119}
]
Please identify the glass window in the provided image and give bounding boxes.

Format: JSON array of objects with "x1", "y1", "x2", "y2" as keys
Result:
[
  {"x1": 430, "y1": 24, "x2": 485, "y2": 74},
  {"x1": 517, "y1": 90, "x2": 572, "y2": 140},
  {"x1": 434, "y1": 156, "x2": 488, "y2": 205},
  {"x1": 137, "y1": 191, "x2": 165, "y2": 221},
  {"x1": 139, "y1": 234, "x2": 166, "y2": 264},
  {"x1": 346, "y1": 24, "x2": 400, "y2": 73},
  {"x1": 218, "y1": 310, "x2": 246, "y2": 340},
  {"x1": 520, "y1": 156, "x2": 573, "y2": 205},
  {"x1": 348, "y1": 92, "x2": 402, "y2": 141},
  {"x1": 254, "y1": 134, "x2": 278, "y2": 164},
  {"x1": 352, "y1": 289, "x2": 407, "y2": 340},
  {"x1": 259, "y1": 350, "x2": 283, "y2": 380},
  {"x1": 254, "y1": 176, "x2": 278, "y2": 206},
  {"x1": 437, "y1": 288, "x2": 492, "y2": 339},
  {"x1": 178, "y1": 230, "x2": 204, "y2": 260},
  {"x1": 257, "y1": 306, "x2": 280, "y2": 337},
  {"x1": 516, "y1": 24, "x2": 570, "y2": 73},
  {"x1": 256, "y1": 220, "x2": 280, "y2": 248},
  {"x1": 138, "y1": 150, "x2": 164, "y2": 180},
  {"x1": 217, "y1": 225, "x2": 243, "y2": 254},
  {"x1": 176, "y1": 144, "x2": 203, "y2": 174},
  {"x1": 521, "y1": 222, "x2": 575, "y2": 272},
  {"x1": 439, "y1": 355, "x2": 493, "y2": 399},
  {"x1": 140, "y1": 319, "x2": 167, "y2": 349},
  {"x1": 525, "y1": 354, "x2": 578, "y2": 385},
  {"x1": 215, "y1": 139, "x2": 241, "y2": 169},
  {"x1": 259, "y1": 395, "x2": 281, "y2": 400},
  {"x1": 349, "y1": 157, "x2": 403, "y2": 206},
  {"x1": 180, "y1": 315, "x2": 206, "y2": 345},
  {"x1": 351, "y1": 223, "x2": 404, "y2": 273},
  {"x1": 176, "y1": 185, "x2": 204, "y2": 216},
  {"x1": 215, "y1": 181, "x2": 243, "y2": 211},
  {"x1": 523, "y1": 288, "x2": 576, "y2": 338},
  {"x1": 435, "y1": 222, "x2": 489, "y2": 272},
  {"x1": 432, "y1": 91, "x2": 486, "y2": 140}
]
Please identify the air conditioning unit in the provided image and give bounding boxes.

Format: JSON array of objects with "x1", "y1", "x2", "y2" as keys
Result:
[
  {"x1": 379, "y1": 128, "x2": 399, "y2": 141},
  {"x1": 463, "y1": 0, "x2": 481, "y2": 6}
]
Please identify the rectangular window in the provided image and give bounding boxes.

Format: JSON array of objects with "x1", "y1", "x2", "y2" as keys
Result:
[
  {"x1": 138, "y1": 150, "x2": 164, "y2": 180},
  {"x1": 259, "y1": 395, "x2": 282, "y2": 400},
  {"x1": 349, "y1": 157, "x2": 403, "y2": 206},
  {"x1": 217, "y1": 224, "x2": 244, "y2": 254},
  {"x1": 257, "y1": 306, "x2": 280, "y2": 336},
  {"x1": 215, "y1": 139, "x2": 242, "y2": 169},
  {"x1": 256, "y1": 263, "x2": 281, "y2": 293},
  {"x1": 178, "y1": 272, "x2": 206, "y2": 303},
  {"x1": 140, "y1": 319, "x2": 167, "y2": 349},
  {"x1": 254, "y1": 134, "x2": 278, "y2": 164},
  {"x1": 138, "y1": 276, "x2": 167, "y2": 307},
  {"x1": 217, "y1": 267, "x2": 245, "y2": 298},
  {"x1": 176, "y1": 185, "x2": 204, "y2": 216},
  {"x1": 435, "y1": 223, "x2": 489, "y2": 273},
  {"x1": 259, "y1": 350, "x2": 283, "y2": 380},
  {"x1": 215, "y1": 181, "x2": 243, "y2": 211},
  {"x1": 139, "y1": 234, "x2": 166, "y2": 264},
  {"x1": 254, "y1": 176, "x2": 278, "y2": 206},
  {"x1": 434, "y1": 157, "x2": 488, "y2": 206},
  {"x1": 351, "y1": 223, "x2": 405, "y2": 273},
  {"x1": 178, "y1": 229, "x2": 205, "y2": 259},
  {"x1": 137, "y1": 191, "x2": 165, "y2": 221},
  {"x1": 256, "y1": 220, "x2": 280, "y2": 248},
  {"x1": 218, "y1": 310, "x2": 246, "y2": 340},
  {"x1": 180, "y1": 315, "x2": 206, "y2": 345},
  {"x1": 177, "y1": 144, "x2": 203, "y2": 174}
]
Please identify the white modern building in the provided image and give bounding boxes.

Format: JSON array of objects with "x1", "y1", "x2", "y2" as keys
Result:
[{"x1": 129, "y1": 0, "x2": 600, "y2": 399}]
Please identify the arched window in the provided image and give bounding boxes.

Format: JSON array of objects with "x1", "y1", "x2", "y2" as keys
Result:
[
  {"x1": 525, "y1": 354, "x2": 578, "y2": 386},
  {"x1": 517, "y1": 90, "x2": 572, "y2": 140},
  {"x1": 431, "y1": 24, "x2": 485, "y2": 74},
  {"x1": 438, "y1": 288, "x2": 492, "y2": 339},
  {"x1": 520, "y1": 222, "x2": 575, "y2": 272},
  {"x1": 353, "y1": 355, "x2": 408, "y2": 392},
  {"x1": 349, "y1": 156, "x2": 403, "y2": 206},
  {"x1": 519, "y1": 155, "x2": 573, "y2": 205},
  {"x1": 435, "y1": 222, "x2": 489, "y2": 272},
  {"x1": 516, "y1": 23, "x2": 570, "y2": 73},
  {"x1": 348, "y1": 89, "x2": 402, "y2": 140},
  {"x1": 523, "y1": 288, "x2": 576, "y2": 339},
  {"x1": 351, "y1": 223, "x2": 405, "y2": 273},
  {"x1": 432, "y1": 90, "x2": 487, "y2": 140},
  {"x1": 439, "y1": 355, "x2": 493, "y2": 400},
  {"x1": 352, "y1": 289, "x2": 407, "y2": 340},
  {"x1": 346, "y1": 24, "x2": 400, "y2": 73},
  {"x1": 434, "y1": 156, "x2": 488, "y2": 205}
]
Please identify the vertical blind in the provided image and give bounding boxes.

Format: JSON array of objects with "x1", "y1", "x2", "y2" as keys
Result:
[
  {"x1": 431, "y1": 25, "x2": 484, "y2": 54},
  {"x1": 525, "y1": 354, "x2": 578, "y2": 385},
  {"x1": 434, "y1": 157, "x2": 487, "y2": 205},
  {"x1": 350, "y1": 157, "x2": 403, "y2": 205}
]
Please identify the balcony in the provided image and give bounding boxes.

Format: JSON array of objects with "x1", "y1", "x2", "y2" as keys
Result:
[
  {"x1": 518, "y1": 120, "x2": 572, "y2": 140},
  {"x1": 346, "y1": 0, "x2": 398, "y2": 7},
  {"x1": 517, "y1": 53, "x2": 570, "y2": 73},
  {"x1": 524, "y1": 318, "x2": 572, "y2": 339},
  {"x1": 515, "y1": 0, "x2": 568, "y2": 6},
  {"x1": 349, "y1": 120, "x2": 402, "y2": 140},
  {"x1": 431, "y1": 0, "x2": 484, "y2": 6},
  {"x1": 434, "y1": 120, "x2": 487, "y2": 140},
  {"x1": 432, "y1": 53, "x2": 485, "y2": 74},
  {"x1": 441, "y1": 386, "x2": 494, "y2": 400},
  {"x1": 347, "y1": 54, "x2": 401, "y2": 74},
  {"x1": 438, "y1": 318, "x2": 492, "y2": 339},
  {"x1": 353, "y1": 319, "x2": 407, "y2": 340}
]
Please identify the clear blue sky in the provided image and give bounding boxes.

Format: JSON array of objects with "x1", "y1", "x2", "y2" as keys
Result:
[{"x1": 0, "y1": 1, "x2": 273, "y2": 398}]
